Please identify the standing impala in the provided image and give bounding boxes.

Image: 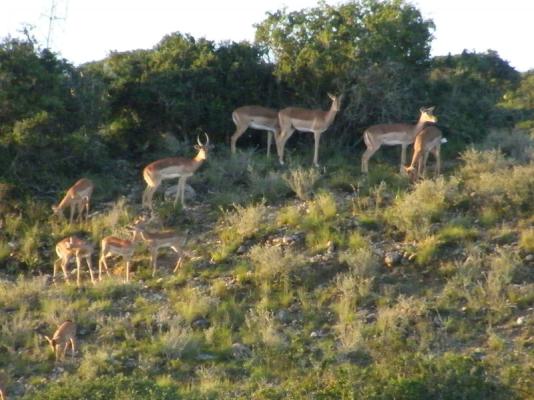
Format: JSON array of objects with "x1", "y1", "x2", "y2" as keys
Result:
[
  {"x1": 142, "y1": 133, "x2": 210, "y2": 210},
  {"x1": 231, "y1": 106, "x2": 280, "y2": 157},
  {"x1": 404, "y1": 125, "x2": 446, "y2": 181},
  {"x1": 98, "y1": 235, "x2": 136, "y2": 283},
  {"x1": 132, "y1": 217, "x2": 186, "y2": 277},
  {"x1": 54, "y1": 236, "x2": 95, "y2": 287},
  {"x1": 276, "y1": 93, "x2": 343, "y2": 167},
  {"x1": 361, "y1": 107, "x2": 437, "y2": 173},
  {"x1": 52, "y1": 178, "x2": 94, "y2": 224}
]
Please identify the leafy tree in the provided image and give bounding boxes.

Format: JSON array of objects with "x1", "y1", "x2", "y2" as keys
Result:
[
  {"x1": 429, "y1": 50, "x2": 520, "y2": 143},
  {"x1": 254, "y1": 0, "x2": 435, "y2": 134}
]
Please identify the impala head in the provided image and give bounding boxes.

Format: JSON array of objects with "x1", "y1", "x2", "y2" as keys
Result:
[
  {"x1": 51, "y1": 204, "x2": 63, "y2": 218},
  {"x1": 403, "y1": 165, "x2": 418, "y2": 182},
  {"x1": 44, "y1": 335, "x2": 58, "y2": 353},
  {"x1": 419, "y1": 106, "x2": 438, "y2": 124},
  {"x1": 327, "y1": 93, "x2": 344, "y2": 112},
  {"x1": 194, "y1": 132, "x2": 211, "y2": 160}
]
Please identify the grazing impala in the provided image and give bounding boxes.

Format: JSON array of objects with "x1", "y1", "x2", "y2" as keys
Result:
[
  {"x1": 231, "y1": 106, "x2": 280, "y2": 157},
  {"x1": 52, "y1": 178, "x2": 94, "y2": 224},
  {"x1": 277, "y1": 93, "x2": 343, "y2": 166},
  {"x1": 142, "y1": 133, "x2": 210, "y2": 210},
  {"x1": 132, "y1": 217, "x2": 186, "y2": 277},
  {"x1": 45, "y1": 320, "x2": 77, "y2": 362},
  {"x1": 98, "y1": 235, "x2": 136, "y2": 283},
  {"x1": 404, "y1": 125, "x2": 446, "y2": 181},
  {"x1": 361, "y1": 107, "x2": 438, "y2": 174},
  {"x1": 54, "y1": 236, "x2": 95, "y2": 287}
]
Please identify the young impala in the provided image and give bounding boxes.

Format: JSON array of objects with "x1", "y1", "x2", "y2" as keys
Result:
[
  {"x1": 404, "y1": 125, "x2": 447, "y2": 181},
  {"x1": 98, "y1": 235, "x2": 136, "y2": 283},
  {"x1": 44, "y1": 320, "x2": 77, "y2": 362},
  {"x1": 132, "y1": 217, "x2": 186, "y2": 277},
  {"x1": 276, "y1": 93, "x2": 343, "y2": 167},
  {"x1": 54, "y1": 236, "x2": 95, "y2": 287},
  {"x1": 231, "y1": 106, "x2": 280, "y2": 157},
  {"x1": 361, "y1": 107, "x2": 437, "y2": 173},
  {"x1": 52, "y1": 178, "x2": 94, "y2": 224},
  {"x1": 142, "y1": 133, "x2": 210, "y2": 209}
]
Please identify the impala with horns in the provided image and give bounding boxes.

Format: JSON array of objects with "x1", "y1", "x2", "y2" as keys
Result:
[
  {"x1": 131, "y1": 216, "x2": 187, "y2": 277},
  {"x1": 404, "y1": 125, "x2": 447, "y2": 181},
  {"x1": 231, "y1": 106, "x2": 280, "y2": 157},
  {"x1": 53, "y1": 236, "x2": 95, "y2": 287},
  {"x1": 142, "y1": 133, "x2": 210, "y2": 209},
  {"x1": 44, "y1": 320, "x2": 77, "y2": 362},
  {"x1": 52, "y1": 178, "x2": 94, "y2": 224},
  {"x1": 276, "y1": 93, "x2": 343, "y2": 167},
  {"x1": 361, "y1": 107, "x2": 438, "y2": 174}
]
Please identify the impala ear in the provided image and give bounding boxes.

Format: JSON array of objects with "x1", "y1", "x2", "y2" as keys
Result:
[
  {"x1": 327, "y1": 92, "x2": 335, "y2": 100},
  {"x1": 427, "y1": 106, "x2": 435, "y2": 113}
]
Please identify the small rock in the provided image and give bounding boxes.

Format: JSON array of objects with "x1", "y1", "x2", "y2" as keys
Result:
[
  {"x1": 516, "y1": 316, "x2": 525, "y2": 325},
  {"x1": 236, "y1": 245, "x2": 247, "y2": 254},
  {"x1": 525, "y1": 254, "x2": 534, "y2": 262},
  {"x1": 231, "y1": 342, "x2": 251, "y2": 359},
  {"x1": 196, "y1": 353, "x2": 216, "y2": 361},
  {"x1": 191, "y1": 317, "x2": 210, "y2": 330},
  {"x1": 164, "y1": 184, "x2": 196, "y2": 201},
  {"x1": 276, "y1": 310, "x2": 291, "y2": 324}
]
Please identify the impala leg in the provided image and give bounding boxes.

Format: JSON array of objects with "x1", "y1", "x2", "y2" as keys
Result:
[
  {"x1": 151, "y1": 249, "x2": 158, "y2": 277},
  {"x1": 69, "y1": 203, "x2": 75, "y2": 225},
  {"x1": 86, "y1": 256, "x2": 96, "y2": 285},
  {"x1": 53, "y1": 258, "x2": 61, "y2": 282},
  {"x1": 277, "y1": 129, "x2": 295, "y2": 165},
  {"x1": 266, "y1": 131, "x2": 273, "y2": 158},
  {"x1": 422, "y1": 149, "x2": 430, "y2": 178},
  {"x1": 313, "y1": 131, "x2": 322, "y2": 167},
  {"x1": 75, "y1": 256, "x2": 81, "y2": 287},
  {"x1": 361, "y1": 145, "x2": 379, "y2": 174},
  {"x1": 61, "y1": 256, "x2": 70, "y2": 284},
  {"x1": 230, "y1": 126, "x2": 247, "y2": 154},
  {"x1": 180, "y1": 178, "x2": 188, "y2": 208},
  {"x1": 433, "y1": 145, "x2": 441, "y2": 176},
  {"x1": 84, "y1": 197, "x2": 90, "y2": 221},
  {"x1": 400, "y1": 144, "x2": 407, "y2": 173},
  {"x1": 71, "y1": 337, "x2": 76, "y2": 359},
  {"x1": 125, "y1": 259, "x2": 131, "y2": 283}
]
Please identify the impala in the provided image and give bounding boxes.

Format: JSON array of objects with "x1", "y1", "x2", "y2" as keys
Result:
[
  {"x1": 404, "y1": 125, "x2": 447, "y2": 181},
  {"x1": 132, "y1": 218, "x2": 187, "y2": 277},
  {"x1": 361, "y1": 107, "x2": 438, "y2": 174},
  {"x1": 231, "y1": 106, "x2": 280, "y2": 157},
  {"x1": 98, "y1": 235, "x2": 136, "y2": 282},
  {"x1": 52, "y1": 178, "x2": 94, "y2": 224},
  {"x1": 142, "y1": 133, "x2": 210, "y2": 209},
  {"x1": 277, "y1": 93, "x2": 343, "y2": 166},
  {"x1": 53, "y1": 236, "x2": 95, "y2": 287},
  {"x1": 44, "y1": 320, "x2": 77, "y2": 362}
]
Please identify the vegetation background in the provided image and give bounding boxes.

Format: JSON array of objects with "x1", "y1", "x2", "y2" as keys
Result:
[{"x1": 0, "y1": 0, "x2": 532, "y2": 398}]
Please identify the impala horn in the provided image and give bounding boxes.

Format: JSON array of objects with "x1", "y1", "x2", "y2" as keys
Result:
[{"x1": 196, "y1": 132, "x2": 210, "y2": 147}]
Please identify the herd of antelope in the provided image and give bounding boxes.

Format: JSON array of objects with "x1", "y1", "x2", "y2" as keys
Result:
[
  {"x1": 50, "y1": 95, "x2": 445, "y2": 287},
  {"x1": 5, "y1": 94, "x2": 444, "y2": 380}
]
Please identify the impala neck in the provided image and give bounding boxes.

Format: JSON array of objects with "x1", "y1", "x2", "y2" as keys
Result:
[
  {"x1": 412, "y1": 118, "x2": 430, "y2": 138},
  {"x1": 324, "y1": 99, "x2": 340, "y2": 126}
]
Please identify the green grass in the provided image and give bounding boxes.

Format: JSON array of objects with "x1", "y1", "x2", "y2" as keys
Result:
[{"x1": 0, "y1": 147, "x2": 533, "y2": 399}]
